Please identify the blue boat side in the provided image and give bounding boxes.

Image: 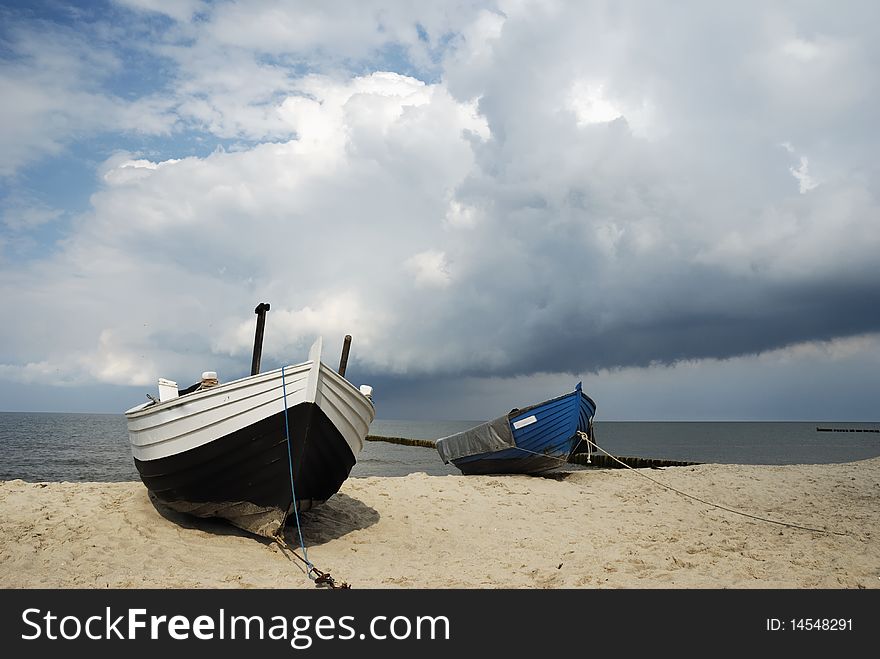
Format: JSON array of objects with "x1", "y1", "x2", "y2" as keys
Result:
[{"x1": 452, "y1": 383, "x2": 597, "y2": 475}]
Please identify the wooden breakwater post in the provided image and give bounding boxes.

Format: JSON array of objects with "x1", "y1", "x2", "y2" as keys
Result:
[
  {"x1": 567, "y1": 453, "x2": 701, "y2": 469},
  {"x1": 365, "y1": 435, "x2": 438, "y2": 449},
  {"x1": 816, "y1": 427, "x2": 879, "y2": 433},
  {"x1": 364, "y1": 435, "x2": 702, "y2": 468}
]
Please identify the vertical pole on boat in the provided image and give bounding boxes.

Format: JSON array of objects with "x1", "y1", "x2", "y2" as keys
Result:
[
  {"x1": 251, "y1": 302, "x2": 270, "y2": 376},
  {"x1": 338, "y1": 334, "x2": 352, "y2": 377}
]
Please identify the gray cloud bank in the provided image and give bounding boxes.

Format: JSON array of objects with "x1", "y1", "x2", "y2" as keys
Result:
[{"x1": 1, "y1": 1, "x2": 879, "y2": 417}]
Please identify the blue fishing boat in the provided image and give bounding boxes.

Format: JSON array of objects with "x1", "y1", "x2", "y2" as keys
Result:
[{"x1": 435, "y1": 383, "x2": 597, "y2": 475}]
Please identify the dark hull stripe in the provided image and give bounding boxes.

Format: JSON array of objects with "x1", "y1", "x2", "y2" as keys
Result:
[
  {"x1": 133, "y1": 402, "x2": 356, "y2": 537},
  {"x1": 453, "y1": 452, "x2": 564, "y2": 475}
]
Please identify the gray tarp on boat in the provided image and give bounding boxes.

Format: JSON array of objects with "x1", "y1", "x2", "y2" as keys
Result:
[{"x1": 435, "y1": 415, "x2": 515, "y2": 463}]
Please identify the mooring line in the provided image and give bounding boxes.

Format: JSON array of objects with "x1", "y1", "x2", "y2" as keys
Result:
[{"x1": 576, "y1": 432, "x2": 851, "y2": 537}]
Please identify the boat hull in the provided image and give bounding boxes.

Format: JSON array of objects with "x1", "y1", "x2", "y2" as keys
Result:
[
  {"x1": 451, "y1": 452, "x2": 565, "y2": 475},
  {"x1": 125, "y1": 339, "x2": 373, "y2": 537},
  {"x1": 134, "y1": 401, "x2": 356, "y2": 538},
  {"x1": 443, "y1": 384, "x2": 596, "y2": 475}
]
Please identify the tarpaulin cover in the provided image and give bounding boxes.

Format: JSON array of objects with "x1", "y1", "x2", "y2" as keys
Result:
[{"x1": 435, "y1": 415, "x2": 515, "y2": 463}]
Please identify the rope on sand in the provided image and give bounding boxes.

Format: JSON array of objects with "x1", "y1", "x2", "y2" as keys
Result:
[
  {"x1": 575, "y1": 432, "x2": 851, "y2": 538},
  {"x1": 273, "y1": 534, "x2": 350, "y2": 589},
  {"x1": 365, "y1": 431, "x2": 853, "y2": 537}
]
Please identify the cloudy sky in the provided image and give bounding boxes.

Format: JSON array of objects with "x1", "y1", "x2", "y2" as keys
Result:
[{"x1": 1, "y1": 0, "x2": 878, "y2": 420}]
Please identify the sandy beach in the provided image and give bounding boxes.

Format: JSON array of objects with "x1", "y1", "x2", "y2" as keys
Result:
[{"x1": 1, "y1": 458, "x2": 877, "y2": 589}]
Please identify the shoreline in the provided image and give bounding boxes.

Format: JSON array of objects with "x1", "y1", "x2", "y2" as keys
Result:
[{"x1": 1, "y1": 457, "x2": 877, "y2": 589}]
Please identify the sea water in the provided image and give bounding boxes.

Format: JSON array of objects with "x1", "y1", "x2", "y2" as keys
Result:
[{"x1": 0, "y1": 412, "x2": 878, "y2": 483}]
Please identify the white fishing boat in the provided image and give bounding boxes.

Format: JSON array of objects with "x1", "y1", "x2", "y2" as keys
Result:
[{"x1": 124, "y1": 305, "x2": 374, "y2": 538}]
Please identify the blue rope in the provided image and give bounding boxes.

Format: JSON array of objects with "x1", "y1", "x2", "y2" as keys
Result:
[{"x1": 281, "y1": 365, "x2": 315, "y2": 579}]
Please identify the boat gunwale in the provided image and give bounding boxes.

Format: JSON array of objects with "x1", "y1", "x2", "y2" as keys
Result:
[
  {"x1": 507, "y1": 386, "x2": 597, "y2": 423},
  {"x1": 125, "y1": 359, "x2": 373, "y2": 420}
]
